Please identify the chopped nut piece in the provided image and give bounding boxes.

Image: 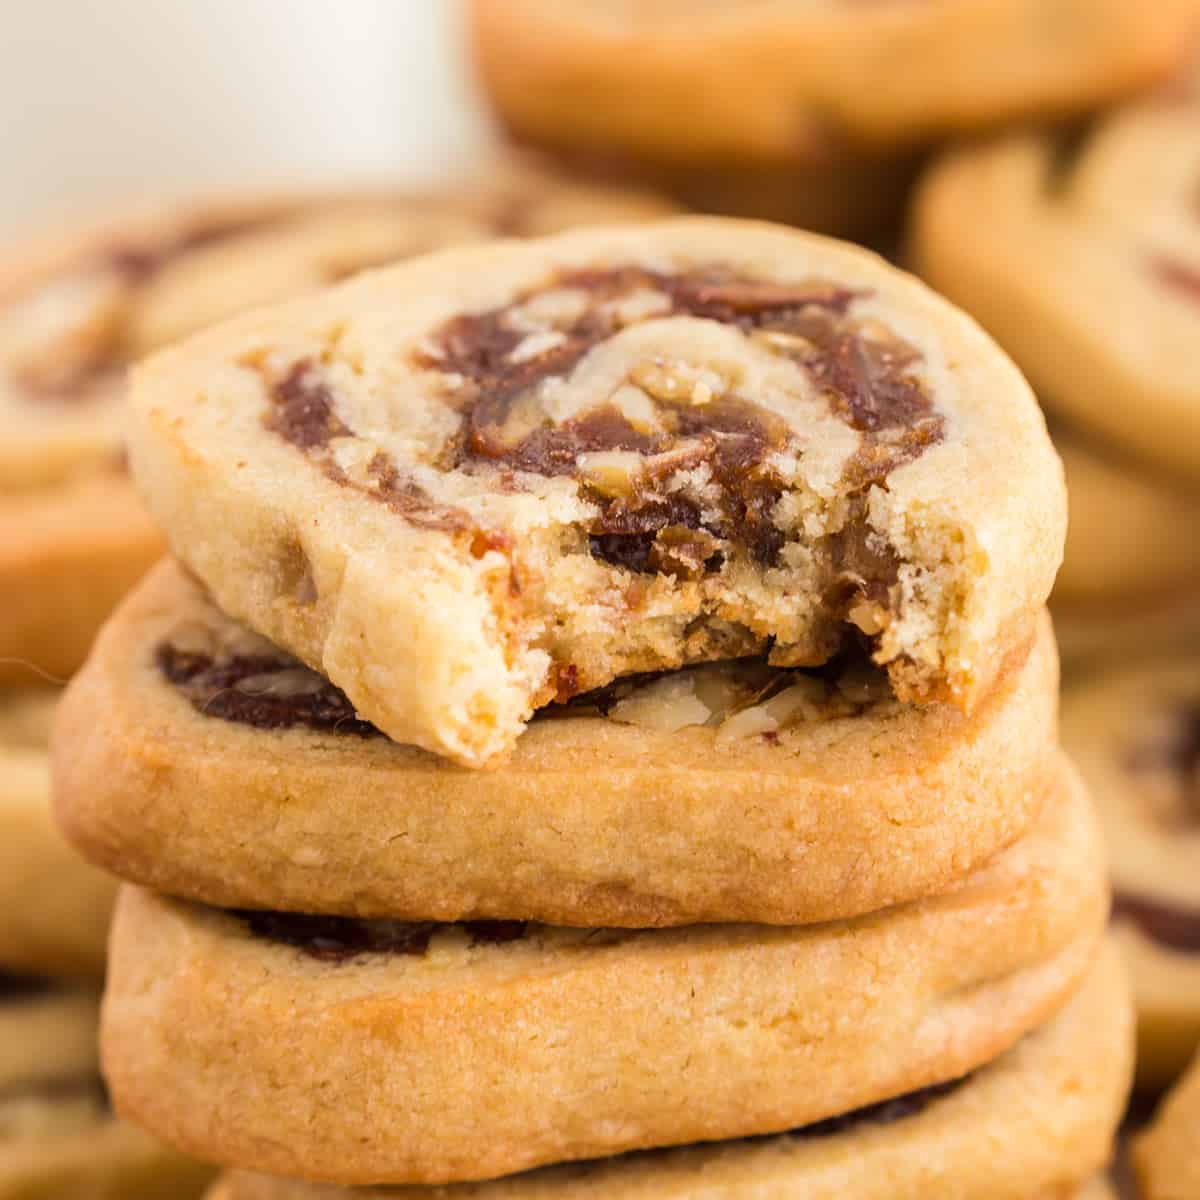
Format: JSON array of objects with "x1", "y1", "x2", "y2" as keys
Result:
[{"x1": 608, "y1": 674, "x2": 712, "y2": 732}]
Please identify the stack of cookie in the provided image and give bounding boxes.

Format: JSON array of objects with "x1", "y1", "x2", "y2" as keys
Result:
[
  {"x1": 0, "y1": 161, "x2": 670, "y2": 1198},
  {"x1": 56, "y1": 219, "x2": 1131, "y2": 1196}
]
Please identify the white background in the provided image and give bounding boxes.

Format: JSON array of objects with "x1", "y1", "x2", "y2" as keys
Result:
[{"x1": 0, "y1": 1, "x2": 490, "y2": 235}]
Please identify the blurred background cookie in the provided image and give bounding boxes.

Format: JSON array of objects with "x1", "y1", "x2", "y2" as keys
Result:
[
  {"x1": 1062, "y1": 657, "x2": 1200, "y2": 1088},
  {"x1": 471, "y1": 0, "x2": 1200, "y2": 238},
  {"x1": 1134, "y1": 1048, "x2": 1200, "y2": 1199},
  {"x1": 0, "y1": 690, "x2": 113, "y2": 978},
  {"x1": 0, "y1": 975, "x2": 211, "y2": 1198}
]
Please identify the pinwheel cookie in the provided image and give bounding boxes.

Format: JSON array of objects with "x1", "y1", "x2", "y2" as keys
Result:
[
  {"x1": 102, "y1": 764, "x2": 1104, "y2": 1185},
  {"x1": 470, "y1": 0, "x2": 1200, "y2": 234},
  {"x1": 55, "y1": 560, "x2": 1059, "y2": 928},
  {"x1": 1134, "y1": 1048, "x2": 1200, "y2": 1200},
  {"x1": 201, "y1": 943, "x2": 1130, "y2": 1200},
  {"x1": 0, "y1": 974, "x2": 211, "y2": 1200},
  {"x1": 0, "y1": 159, "x2": 673, "y2": 683},
  {"x1": 0, "y1": 689, "x2": 113, "y2": 978},
  {"x1": 127, "y1": 219, "x2": 1065, "y2": 767},
  {"x1": 913, "y1": 63, "x2": 1200, "y2": 479},
  {"x1": 1062, "y1": 657, "x2": 1200, "y2": 1087}
]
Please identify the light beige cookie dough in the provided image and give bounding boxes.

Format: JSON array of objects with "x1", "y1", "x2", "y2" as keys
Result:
[
  {"x1": 201, "y1": 943, "x2": 1132, "y2": 1199},
  {"x1": 1062, "y1": 657, "x2": 1200, "y2": 1087},
  {"x1": 0, "y1": 159, "x2": 674, "y2": 683},
  {"x1": 102, "y1": 763, "x2": 1105, "y2": 1186},
  {"x1": 127, "y1": 218, "x2": 1065, "y2": 766},
  {"x1": 1134, "y1": 1049, "x2": 1200, "y2": 1200},
  {"x1": 913, "y1": 62, "x2": 1200, "y2": 480},
  {"x1": 0, "y1": 978, "x2": 212, "y2": 1200},
  {"x1": 55, "y1": 559, "x2": 1059, "y2": 928},
  {"x1": 0, "y1": 689, "x2": 113, "y2": 977}
]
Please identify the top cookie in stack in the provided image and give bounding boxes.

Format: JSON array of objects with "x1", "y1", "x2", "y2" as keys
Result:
[{"x1": 123, "y1": 218, "x2": 1065, "y2": 767}]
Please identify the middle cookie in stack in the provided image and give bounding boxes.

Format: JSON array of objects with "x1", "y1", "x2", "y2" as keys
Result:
[{"x1": 55, "y1": 219, "x2": 1126, "y2": 1193}]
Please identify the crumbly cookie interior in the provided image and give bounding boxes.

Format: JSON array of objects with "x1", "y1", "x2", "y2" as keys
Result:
[{"x1": 257, "y1": 264, "x2": 970, "y2": 705}]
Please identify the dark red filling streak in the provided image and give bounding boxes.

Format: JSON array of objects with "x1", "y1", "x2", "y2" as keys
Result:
[
  {"x1": 156, "y1": 644, "x2": 379, "y2": 738},
  {"x1": 426, "y1": 269, "x2": 942, "y2": 571},
  {"x1": 264, "y1": 268, "x2": 942, "y2": 576},
  {"x1": 238, "y1": 906, "x2": 963, "y2": 1143},
  {"x1": 238, "y1": 910, "x2": 528, "y2": 959},
  {"x1": 156, "y1": 638, "x2": 865, "y2": 737},
  {"x1": 1114, "y1": 703, "x2": 1200, "y2": 953}
]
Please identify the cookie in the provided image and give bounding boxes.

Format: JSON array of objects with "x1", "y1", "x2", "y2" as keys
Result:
[
  {"x1": 0, "y1": 160, "x2": 674, "y2": 685},
  {"x1": 0, "y1": 974, "x2": 212, "y2": 1200},
  {"x1": 0, "y1": 689, "x2": 113, "y2": 977},
  {"x1": 1054, "y1": 597, "x2": 1200, "y2": 669},
  {"x1": 55, "y1": 559, "x2": 1059, "y2": 928},
  {"x1": 199, "y1": 943, "x2": 1133, "y2": 1199},
  {"x1": 912, "y1": 62, "x2": 1200, "y2": 480},
  {"x1": 127, "y1": 218, "x2": 1065, "y2": 767},
  {"x1": 1061, "y1": 658, "x2": 1200, "y2": 1087},
  {"x1": 469, "y1": 1, "x2": 1199, "y2": 236},
  {"x1": 1054, "y1": 431, "x2": 1200, "y2": 612},
  {"x1": 101, "y1": 763, "x2": 1104, "y2": 1186},
  {"x1": 1134, "y1": 1049, "x2": 1200, "y2": 1200}
]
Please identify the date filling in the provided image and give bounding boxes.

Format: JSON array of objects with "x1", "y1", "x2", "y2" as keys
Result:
[{"x1": 261, "y1": 265, "x2": 949, "y2": 692}]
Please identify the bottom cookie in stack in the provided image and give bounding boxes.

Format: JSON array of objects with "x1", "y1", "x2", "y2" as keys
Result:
[
  {"x1": 197, "y1": 945, "x2": 1131, "y2": 1199},
  {"x1": 1062, "y1": 658, "x2": 1200, "y2": 1089},
  {"x1": 99, "y1": 758, "x2": 1112, "y2": 1190},
  {"x1": 0, "y1": 974, "x2": 212, "y2": 1199}
]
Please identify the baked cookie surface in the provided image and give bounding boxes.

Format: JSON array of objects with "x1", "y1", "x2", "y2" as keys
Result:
[
  {"x1": 0, "y1": 160, "x2": 672, "y2": 682},
  {"x1": 127, "y1": 218, "x2": 1065, "y2": 766},
  {"x1": 202, "y1": 943, "x2": 1131, "y2": 1199},
  {"x1": 102, "y1": 765, "x2": 1105, "y2": 1185},
  {"x1": 913, "y1": 63, "x2": 1200, "y2": 479},
  {"x1": 470, "y1": 0, "x2": 1200, "y2": 162},
  {"x1": 1062, "y1": 658, "x2": 1200, "y2": 1086},
  {"x1": 1134, "y1": 1049, "x2": 1200, "y2": 1200},
  {"x1": 0, "y1": 974, "x2": 211, "y2": 1200},
  {"x1": 0, "y1": 689, "x2": 113, "y2": 977},
  {"x1": 55, "y1": 559, "x2": 1059, "y2": 927}
]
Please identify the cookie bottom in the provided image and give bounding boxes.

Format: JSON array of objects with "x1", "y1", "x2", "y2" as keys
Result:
[
  {"x1": 201, "y1": 943, "x2": 1130, "y2": 1198},
  {"x1": 0, "y1": 470, "x2": 162, "y2": 686}
]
